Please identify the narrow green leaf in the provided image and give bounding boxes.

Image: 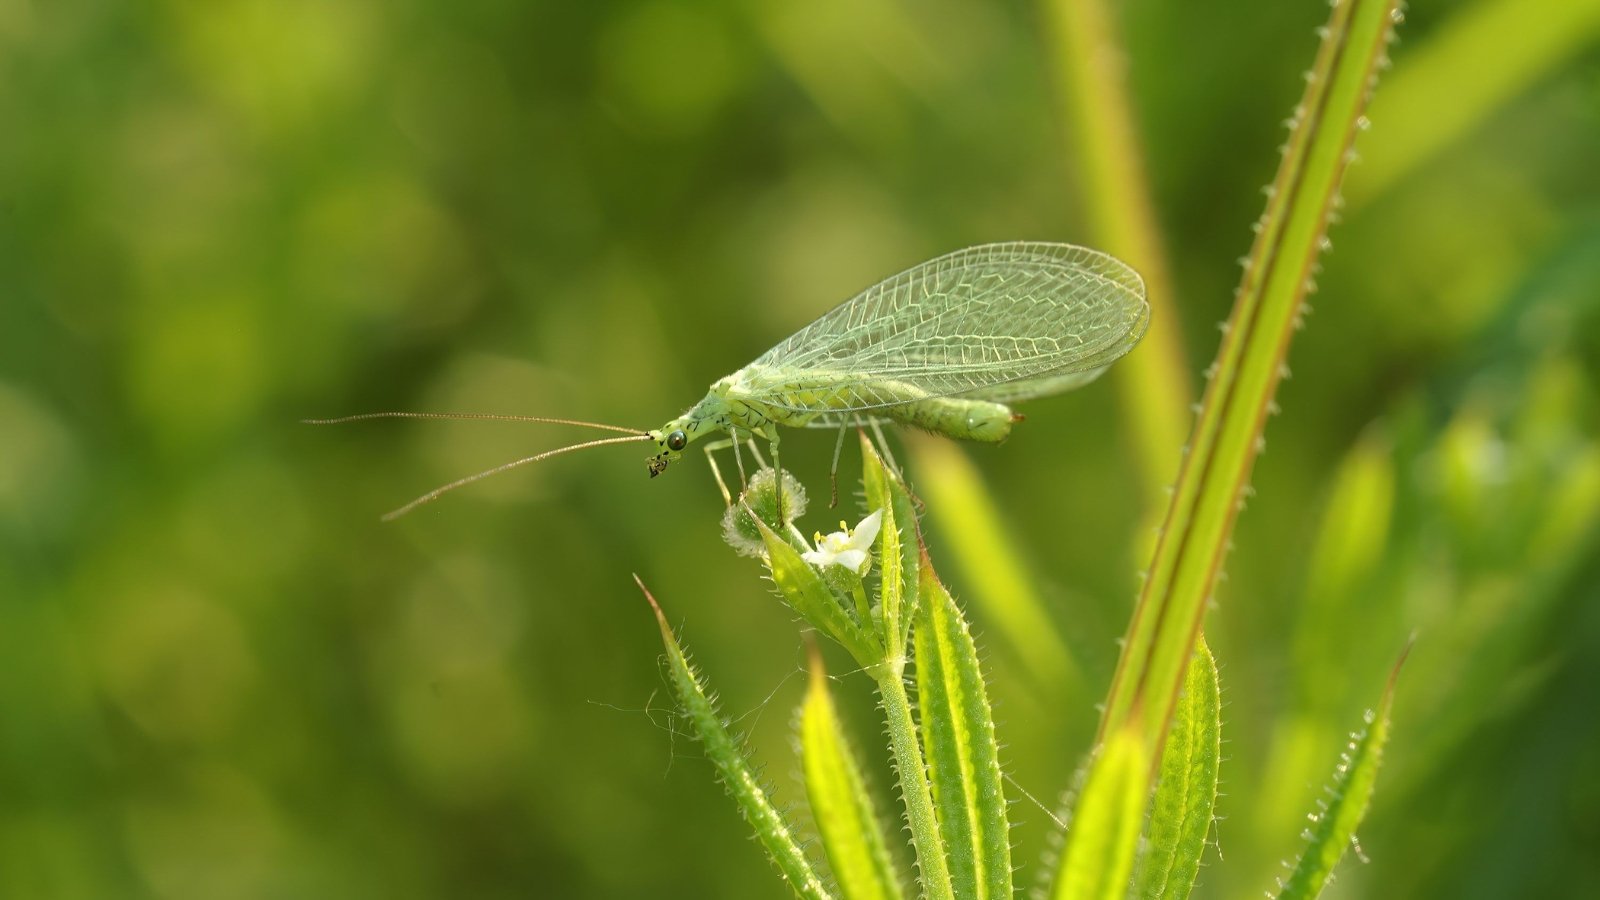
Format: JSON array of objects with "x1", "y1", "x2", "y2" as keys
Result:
[
  {"x1": 860, "y1": 432, "x2": 921, "y2": 652},
  {"x1": 1131, "y1": 637, "x2": 1221, "y2": 900},
  {"x1": 913, "y1": 555, "x2": 1013, "y2": 900},
  {"x1": 877, "y1": 485, "x2": 905, "y2": 656},
  {"x1": 1099, "y1": 0, "x2": 1406, "y2": 753},
  {"x1": 1274, "y1": 645, "x2": 1409, "y2": 900},
  {"x1": 756, "y1": 516, "x2": 883, "y2": 667},
  {"x1": 1051, "y1": 723, "x2": 1151, "y2": 900},
  {"x1": 801, "y1": 647, "x2": 907, "y2": 900},
  {"x1": 859, "y1": 428, "x2": 893, "y2": 520},
  {"x1": 636, "y1": 577, "x2": 834, "y2": 900}
]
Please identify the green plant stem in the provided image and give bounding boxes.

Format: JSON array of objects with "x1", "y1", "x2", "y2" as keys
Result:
[
  {"x1": 1098, "y1": 0, "x2": 1404, "y2": 756},
  {"x1": 851, "y1": 580, "x2": 873, "y2": 627},
  {"x1": 875, "y1": 661, "x2": 955, "y2": 900}
]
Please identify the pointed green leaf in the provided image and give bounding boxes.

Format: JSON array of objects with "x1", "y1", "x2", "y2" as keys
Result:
[
  {"x1": 636, "y1": 577, "x2": 834, "y2": 900},
  {"x1": 877, "y1": 487, "x2": 905, "y2": 655},
  {"x1": 756, "y1": 515, "x2": 883, "y2": 667},
  {"x1": 1051, "y1": 723, "x2": 1152, "y2": 900},
  {"x1": 1273, "y1": 646, "x2": 1408, "y2": 900},
  {"x1": 860, "y1": 432, "x2": 920, "y2": 652},
  {"x1": 913, "y1": 555, "x2": 1013, "y2": 900},
  {"x1": 801, "y1": 648, "x2": 907, "y2": 900},
  {"x1": 1132, "y1": 637, "x2": 1221, "y2": 900}
]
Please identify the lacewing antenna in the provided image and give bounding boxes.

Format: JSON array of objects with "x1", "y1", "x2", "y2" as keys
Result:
[
  {"x1": 302, "y1": 411, "x2": 652, "y2": 519},
  {"x1": 382, "y1": 433, "x2": 652, "y2": 521},
  {"x1": 302, "y1": 411, "x2": 645, "y2": 435}
]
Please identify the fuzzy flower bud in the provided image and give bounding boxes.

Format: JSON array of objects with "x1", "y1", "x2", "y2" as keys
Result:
[{"x1": 720, "y1": 467, "x2": 808, "y2": 557}]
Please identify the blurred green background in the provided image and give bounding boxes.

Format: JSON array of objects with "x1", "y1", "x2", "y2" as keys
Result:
[{"x1": 3, "y1": 0, "x2": 1598, "y2": 897}]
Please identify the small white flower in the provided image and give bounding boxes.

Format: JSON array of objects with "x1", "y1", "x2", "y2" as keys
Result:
[{"x1": 802, "y1": 509, "x2": 883, "y2": 575}]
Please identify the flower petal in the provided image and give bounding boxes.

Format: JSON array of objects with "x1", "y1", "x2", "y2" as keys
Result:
[
  {"x1": 834, "y1": 549, "x2": 870, "y2": 575},
  {"x1": 850, "y1": 509, "x2": 884, "y2": 549}
]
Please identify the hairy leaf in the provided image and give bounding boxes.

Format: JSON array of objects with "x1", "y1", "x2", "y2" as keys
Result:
[
  {"x1": 1274, "y1": 647, "x2": 1408, "y2": 899},
  {"x1": 861, "y1": 432, "x2": 921, "y2": 653},
  {"x1": 913, "y1": 557, "x2": 1012, "y2": 900},
  {"x1": 801, "y1": 648, "x2": 906, "y2": 900},
  {"x1": 637, "y1": 577, "x2": 833, "y2": 900},
  {"x1": 756, "y1": 514, "x2": 883, "y2": 667},
  {"x1": 1051, "y1": 724, "x2": 1151, "y2": 900},
  {"x1": 1132, "y1": 638, "x2": 1221, "y2": 900}
]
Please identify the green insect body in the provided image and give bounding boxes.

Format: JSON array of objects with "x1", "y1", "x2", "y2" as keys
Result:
[
  {"x1": 646, "y1": 241, "x2": 1149, "y2": 476},
  {"x1": 315, "y1": 241, "x2": 1148, "y2": 518},
  {"x1": 883, "y1": 396, "x2": 1017, "y2": 442}
]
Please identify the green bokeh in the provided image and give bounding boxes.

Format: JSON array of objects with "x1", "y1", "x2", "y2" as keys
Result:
[{"x1": 3, "y1": 1, "x2": 1597, "y2": 897}]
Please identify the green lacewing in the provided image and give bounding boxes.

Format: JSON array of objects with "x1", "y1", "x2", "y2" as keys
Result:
[{"x1": 312, "y1": 241, "x2": 1148, "y2": 518}]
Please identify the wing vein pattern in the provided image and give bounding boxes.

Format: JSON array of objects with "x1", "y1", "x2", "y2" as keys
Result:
[{"x1": 738, "y1": 242, "x2": 1149, "y2": 417}]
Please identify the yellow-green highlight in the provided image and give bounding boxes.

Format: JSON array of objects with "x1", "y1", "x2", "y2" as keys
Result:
[
  {"x1": 861, "y1": 432, "x2": 921, "y2": 655},
  {"x1": 913, "y1": 560, "x2": 1013, "y2": 900},
  {"x1": 1131, "y1": 637, "x2": 1221, "y2": 900},
  {"x1": 1050, "y1": 722, "x2": 1151, "y2": 900},
  {"x1": 801, "y1": 647, "x2": 906, "y2": 900}
]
